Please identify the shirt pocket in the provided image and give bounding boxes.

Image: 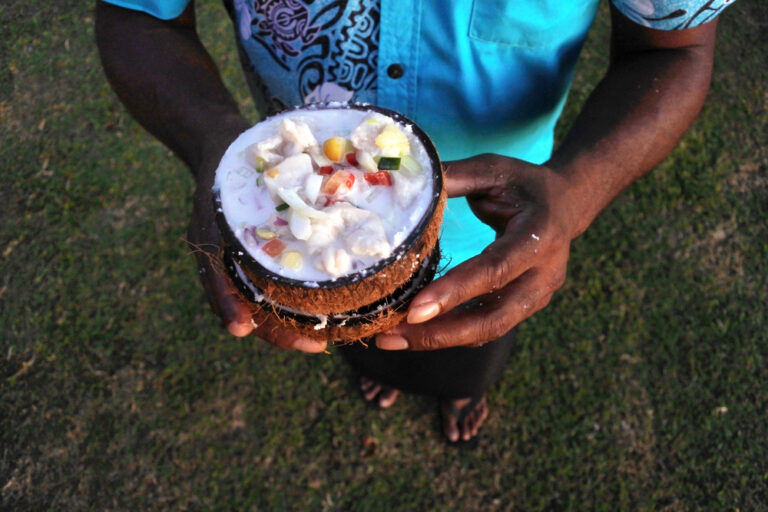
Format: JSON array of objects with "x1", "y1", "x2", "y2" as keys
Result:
[{"x1": 469, "y1": 0, "x2": 595, "y2": 49}]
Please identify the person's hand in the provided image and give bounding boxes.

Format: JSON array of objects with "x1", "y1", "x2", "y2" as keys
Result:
[
  {"x1": 376, "y1": 154, "x2": 581, "y2": 351},
  {"x1": 187, "y1": 134, "x2": 327, "y2": 353}
]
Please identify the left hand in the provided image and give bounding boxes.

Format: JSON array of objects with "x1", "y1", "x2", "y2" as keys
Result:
[
  {"x1": 376, "y1": 154, "x2": 580, "y2": 351},
  {"x1": 187, "y1": 134, "x2": 328, "y2": 353}
]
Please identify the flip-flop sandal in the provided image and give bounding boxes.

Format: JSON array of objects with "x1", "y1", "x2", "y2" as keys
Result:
[{"x1": 439, "y1": 395, "x2": 485, "y2": 446}]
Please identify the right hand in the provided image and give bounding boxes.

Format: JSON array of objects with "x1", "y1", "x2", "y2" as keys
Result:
[{"x1": 187, "y1": 132, "x2": 327, "y2": 353}]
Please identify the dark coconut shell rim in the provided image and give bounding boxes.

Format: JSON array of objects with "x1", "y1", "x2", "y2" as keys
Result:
[
  {"x1": 224, "y1": 244, "x2": 440, "y2": 328},
  {"x1": 214, "y1": 102, "x2": 443, "y2": 289}
]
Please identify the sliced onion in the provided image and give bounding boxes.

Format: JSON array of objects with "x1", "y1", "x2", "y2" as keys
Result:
[
  {"x1": 304, "y1": 174, "x2": 323, "y2": 205},
  {"x1": 289, "y1": 209, "x2": 312, "y2": 240},
  {"x1": 356, "y1": 150, "x2": 378, "y2": 172},
  {"x1": 275, "y1": 187, "x2": 328, "y2": 219},
  {"x1": 308, "y1": 147, "x2": 333, "y2": 168}
]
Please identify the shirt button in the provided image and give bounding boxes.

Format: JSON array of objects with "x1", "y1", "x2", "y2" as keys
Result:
[{"x1": 387, "y1": 63, "x2": 404, "y2": 79}]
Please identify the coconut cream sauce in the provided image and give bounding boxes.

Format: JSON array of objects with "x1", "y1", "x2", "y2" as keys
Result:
[{"x1": 214, "y1": 108, "x2": 433, "y2": 282}]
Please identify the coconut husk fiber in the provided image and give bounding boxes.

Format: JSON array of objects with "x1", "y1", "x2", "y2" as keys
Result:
[
  {"x1": 225, "y1": 241, "x2": 441, "y2": 343},
  {"x1": 256, "y1": 304, "x2": 406, "y2": 343},
  {"x1": 214, "y1": 194, "x2": 444, "y2": 342}
]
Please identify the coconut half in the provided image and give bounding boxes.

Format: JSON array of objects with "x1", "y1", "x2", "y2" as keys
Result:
[{"x1": 213, "y1": 103, "x2": 446, "y2": 342}]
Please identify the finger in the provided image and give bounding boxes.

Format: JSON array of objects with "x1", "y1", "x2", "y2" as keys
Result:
[
  {"x1": 249, "y1": 308, "x2": 327, "y2": 353},
  {"x1": 211, "y1": 271, "x2": 255, "y2": 337},
  {"x1": 192, "y1": 246, "x2": 254, "y2": 337},
  {"x1": 189, "y1": 208, "x2": 325, "y2": 353},
  {"x1": 378, "y1": 269, "x2": 552, "y2": 350},
  {"x1": 443, "y1": 155, "x2": 527, "y2": 198},
  {"x1": 406, "y1": 231, "x2": 538, "y2": 324}
]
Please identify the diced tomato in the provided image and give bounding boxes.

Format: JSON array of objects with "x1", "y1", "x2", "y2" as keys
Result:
[
  {"x1": 364, "y1": 171, "x2": 393, "y2": 186},
  {"x1": 345, "y1": 153, "x2": 358, "y2": 166},
  {"x1": 317, "y1": 165, "x2": 334, "y2": 176},
  {"x1": 262, "y1": 239, "x2": 286, "y2": 257},
  {"x1": 322, "y1": 170, "x2": 355, "y2": 195}
]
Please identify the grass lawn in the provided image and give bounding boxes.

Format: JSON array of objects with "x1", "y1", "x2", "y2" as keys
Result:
[{"x1": 1, "y1": 1, "x2": 766, "y2": 510}]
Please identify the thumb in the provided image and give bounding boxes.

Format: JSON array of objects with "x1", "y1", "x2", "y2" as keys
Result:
[{"x1": 443, "y1": 154, "x2": 530, "y2": 198}]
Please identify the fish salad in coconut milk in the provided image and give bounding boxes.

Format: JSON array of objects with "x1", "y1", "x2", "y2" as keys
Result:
[{"x1": 214, "y1": 107, "x2": 434, "y2": 282}]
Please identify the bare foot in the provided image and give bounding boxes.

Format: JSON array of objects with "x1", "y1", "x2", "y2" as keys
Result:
[
  {"x1": 359, "y1": 376, "x2": 400, "y2": 409},
  {"x1": 440, "y1": 395, "x2": 488, "y2": 443}
]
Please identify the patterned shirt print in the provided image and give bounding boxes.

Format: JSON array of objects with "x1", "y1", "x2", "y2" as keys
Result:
[
  {"x1": 222, "y1": 0, "x2": 734, "y2": 115},
  {"x1": 228, "y1": 0, "x2": 379, "y2": 115},
  {"x1": 612, "y1": 0, "x2": 736, "y2": 30}
]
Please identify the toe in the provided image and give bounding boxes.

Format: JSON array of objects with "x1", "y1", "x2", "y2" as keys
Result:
[
  {"x1": 359, "y1": 376, "x2": 401, "y2": 408},
  {"x1": 360, "y1": 377, "x2": 374, "y2": 393},
  {"x1": 462, "y1": 413, "x2": 473, "y2": 441},
  {"x1": 378, "y1": 388, "x2": 400, "y2": 409},
  {"x1": 440, "y1": 403, "x2": 461, "y2": 443},
  {"x1": 363, "y1": 383, "x2": 382, "y2": 402},
  {"x1": 443, "y1": 396, "x2": 488, "y2": 443},
  {"x1": 465, "y1": 397, "x2": 488, "y2": 440}
]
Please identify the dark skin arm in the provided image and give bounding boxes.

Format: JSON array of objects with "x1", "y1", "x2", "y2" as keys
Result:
[
  {"x1": 377, "y1": 6, "x2": 719, "y2": 350},
  {"x1": 95, "y1": 1, "x2": 325, "y2": 352}
]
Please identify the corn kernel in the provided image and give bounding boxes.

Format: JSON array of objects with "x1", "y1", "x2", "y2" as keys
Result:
[
  {"x1": 254, "y1": 157, "x2": 266, "y2": 172},
  {"x1": 280, "y1": 251, "x2": 303, "y2": 269},
  {"x1": 266, "y1": 167, "x2": 280, "y2": 178},
  {"x1": 323, "y1": 137, "x2": 349, "y2": 162},
  {"x1": 256, "y1": 228, "x2": 277, "y2": 240}
]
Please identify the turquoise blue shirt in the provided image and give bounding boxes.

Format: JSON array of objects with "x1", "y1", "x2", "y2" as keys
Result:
[{"x1": 103, "y1": 0, "x2": 735, "y2": 270}]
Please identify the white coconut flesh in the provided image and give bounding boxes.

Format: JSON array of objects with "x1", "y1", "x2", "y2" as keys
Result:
[{"x1": 214, "y1": 107, "x2": 435, "y2": 283}]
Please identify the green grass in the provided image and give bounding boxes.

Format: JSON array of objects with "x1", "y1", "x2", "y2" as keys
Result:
[{"x1": 1, "y1": 1, "x2": 767, "y2": 510}]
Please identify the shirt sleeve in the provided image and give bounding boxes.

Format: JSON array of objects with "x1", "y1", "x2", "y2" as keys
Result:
[
  {"x1": 611, "y1": 0, "x2": 736, "y2": 30},
  {"x1": 100, "y1": 0, "x2": 190, "y2": 20}
]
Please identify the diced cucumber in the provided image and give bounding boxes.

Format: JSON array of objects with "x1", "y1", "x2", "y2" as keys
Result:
[
  {"x1": 399, "y1": 154, "x2": 422, "y2": 175},
  {"x1": 377, "y1": 156, "x2": 401, "y2": 171}
]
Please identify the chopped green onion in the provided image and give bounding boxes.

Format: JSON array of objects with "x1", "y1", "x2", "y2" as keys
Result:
[
  {"x1": 377, "y1": 156, "x2": 401, "y2": 171},
  {"x1": 256, "y1": 176, "x2": 264, "y2": 187},
  {"x1": 275, "y1": 203, "x2": 290, "y2": 212}
]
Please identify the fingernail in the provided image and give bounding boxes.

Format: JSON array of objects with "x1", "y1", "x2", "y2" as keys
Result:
[
  {"x1": 376, "y1": 334, "x2": 409, "y2": 351},
  {"x1": 407, "y1": 301, "x2": 440, "y2": 324},
  {"x1": 227, "y1": 321, "x2": 252, "y2": 337},
  {"x1": 292, "y1": 338, "x2": 326, "y2": 353}
]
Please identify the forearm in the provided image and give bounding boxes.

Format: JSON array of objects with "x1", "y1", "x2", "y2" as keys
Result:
[
  {"x1": 548, "y1": 9, "x2": 717, "y2": 237},
  {"x1": 94, "y1": 1, "x2": 250, "y2": 180}
]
